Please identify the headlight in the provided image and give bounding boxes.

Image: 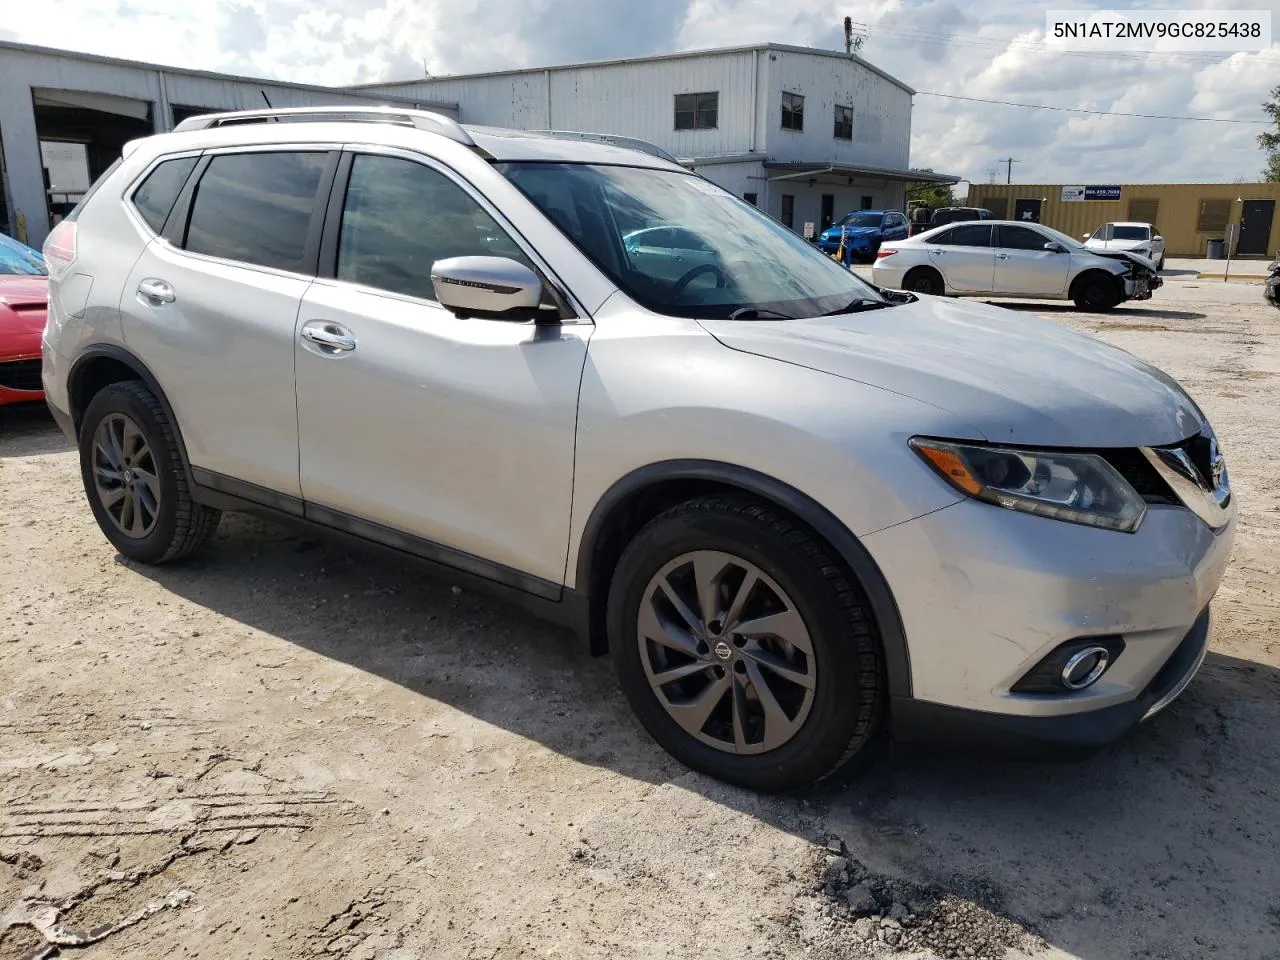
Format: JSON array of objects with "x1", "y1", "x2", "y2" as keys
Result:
[{"x1": 910, "y1": 438, "x2": 1147, "y2": 532}]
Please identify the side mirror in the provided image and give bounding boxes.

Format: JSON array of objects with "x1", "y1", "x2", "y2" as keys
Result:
[
  {"x1": 1081, "y1": 233, "x2": 1091, "y2": 240},
  {"x1": 1044, "y1": 241, "x2": 1065, "y2": 252},
  {"x1": 431, "y1": 256, "x2": 550, "y2": 322},
  {"x1": 1153, "y1": 235, "x2": 1163, "y2": 242}
]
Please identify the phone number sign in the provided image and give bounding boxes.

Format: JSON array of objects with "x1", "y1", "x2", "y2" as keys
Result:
[{"x1": 1062, "y1": 185, "x2": 1122, "y2": 201}]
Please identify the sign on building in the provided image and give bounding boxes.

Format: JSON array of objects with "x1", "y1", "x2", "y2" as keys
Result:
[
  {"x1": 803, "y1": 222, "x2": 815, "y2": 239},
  {"x1": 1062, "y1": 184, "x2": 1122, "y2": 201}
]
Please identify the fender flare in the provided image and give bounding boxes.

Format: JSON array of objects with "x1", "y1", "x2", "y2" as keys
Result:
[
  {"x1": 574, "y1": 459, "x2": 913, "y2": 698},
  {"x1": 66, "y1": 343, "x2": 194, "y2": 481}
]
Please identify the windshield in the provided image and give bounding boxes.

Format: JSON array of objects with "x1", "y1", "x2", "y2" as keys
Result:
[
  {"x1": 836, "y1": 212, "x2": 883, "y2": 228},
  {"x1": 1112, "y1": 225, "x2": 1150, "y2": 241},
  {"x1": 0, "y1": 233, "x2": 47, "y2": 276},
  {"x1": 498, "y1": 162, "x2": 885, "y2": 319}
]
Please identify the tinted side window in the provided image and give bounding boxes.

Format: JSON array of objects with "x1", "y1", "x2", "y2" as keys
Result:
[
  {"x1": 131, "y1": 156, "x2": 198, "y2": 233},
  {"x1": 941, "y1": 224, "x2": 992, "y2": 247},
  {"x1": 337, "y1": 154, "x2": 532, "y2": 301},
  {"x1": 185, "y1": 152, "x2": 328, "y2": 273},
  {"x1": 997, "y1": 225, "x2": 1050, "y2": 251}
]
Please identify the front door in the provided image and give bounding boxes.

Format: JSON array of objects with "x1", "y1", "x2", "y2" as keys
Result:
[
  {"x1": 820, "y1": 194, "x2": 834, "y2": 232},
  {"x1": 927, "y1": 222, "x2": 995, "y2": 292},
  {"x1": 993, "y1": 224, "x2": 1071, "y2": 295},
  {"x1": 294, "y1": 150, "x2": 590, "y2": 586},
  {"x1": 1013, "y1": 198, "x2": 1042, "y2": 223},
  {"x1": 1239, "y1": 199, "x2": 1274, "y2": 257}
]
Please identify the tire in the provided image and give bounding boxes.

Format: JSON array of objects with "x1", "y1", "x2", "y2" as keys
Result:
[
  {"x1": 606, "y1": 495, "x2": 884, "y2": 792},
  {"x1": 1071, "y1": 271, "x2": 1121, "y2": 312},
  {"x1": 78, "y1": 381, "x2": 221, "y2": 564},
  {"x1": 902, "y1": 267, "x2": 943, "y2": 296},
  {"x1": 1157, "y1": 256, "x2": 1165, "y2": 271}
]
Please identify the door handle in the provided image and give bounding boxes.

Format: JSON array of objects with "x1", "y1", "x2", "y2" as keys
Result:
[
  {"x1": 930, "y1": 249, "x2": 944, "y2": 256},
  {"x1": 995, "y1": 253, "x2": 1010, "y2": 260},
  {"x1": 301, "y1": 323, "x2": 357, "y2": 353},
  {"x1": 137, "y1": 278, "x2": 175, "y2": 304}
]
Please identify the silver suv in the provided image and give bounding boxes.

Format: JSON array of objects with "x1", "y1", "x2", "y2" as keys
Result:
[{"x1": 41, "y1": 108, "x2": 1235, "y2": 791}]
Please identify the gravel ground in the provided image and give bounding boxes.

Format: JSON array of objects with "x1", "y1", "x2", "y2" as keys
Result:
[{"x1": 3, "y1": 274, "x2": 1279, "y2": 960}]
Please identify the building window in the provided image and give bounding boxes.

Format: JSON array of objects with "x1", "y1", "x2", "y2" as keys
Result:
[
  {"x1": 781, "y1": 194, "x2": 794, "y2": 228},
  {"x1": 984, "y1": 197, "x2": 1008, "y2": 219},
  {"x1": 833, "y1": 104, "x2": 853, "y2": 140},
  {"x1": 743, "y1": 192, "x2": 758, "y2": 206},
  {"x1": 1197, "y1": 199, "x2": 1231, "y2": 233},
  {"x1": 860, "y1": 195, "x2": 873, "y2": 210},
  {"x1": 781, "y1": 92, "x2": 804, "y2": 131},
  {"x1": 1129, "y1": 198, "x2": 1159, "y2": 228},
  {"x1": 674, "y1": 92, "x2": 718, "y2": 130}
]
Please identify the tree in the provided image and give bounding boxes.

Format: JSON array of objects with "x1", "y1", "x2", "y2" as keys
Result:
[
  {"x1": 1260, "y1": 85, "x2": 1280, "y2": 182},
  {"x1": 907, "y1": 171, "x2": 956, "y2": 210}
]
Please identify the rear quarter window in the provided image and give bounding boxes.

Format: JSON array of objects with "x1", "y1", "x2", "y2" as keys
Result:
[{"x1": 131, "y1": 156, "x2": 199, "y2": 233}]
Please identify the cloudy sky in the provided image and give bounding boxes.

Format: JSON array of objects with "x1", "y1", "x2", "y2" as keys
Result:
[{"x1": 3, "y1": 0, "x2": 1278, "y2": 186}]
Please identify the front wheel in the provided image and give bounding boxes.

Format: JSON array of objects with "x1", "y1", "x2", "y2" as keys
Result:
[
  {"x1": 902, "y1": 267, "x2": 944, "y2": 296},
  {"x1": 1071, "y1": 272, "x2": 1121, "y2": 312},
  {"x1": 607, "y1": 495, "x2": 884, "y2": 791},
  {"x1": 79, "y1": 381, "x2": 221, "y2": 564}
]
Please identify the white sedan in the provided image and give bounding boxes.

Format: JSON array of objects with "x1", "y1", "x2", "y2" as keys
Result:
[
  {"x1": 1083, "y1": 221, "x2": 1166, "y2": 270},
  {"x1": 872, "y1": 220, "x2": 1162, "y2": 311}
]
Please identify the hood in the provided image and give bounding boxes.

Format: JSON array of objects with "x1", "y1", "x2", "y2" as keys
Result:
[
  {"x1": 1088, "y1": 248, "x2": 1158, "y2": 272},
  {"x1": 0, "y1": 275, "x2": 49, "y2": 349},
  {"x1": 699, "y1": 295, "x2": 1204, "y2": 448}
]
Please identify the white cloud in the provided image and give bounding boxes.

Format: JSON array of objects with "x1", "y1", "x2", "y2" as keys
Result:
[{"x1": 4, "y1": 0, "x2": 1278, "y2": 182}]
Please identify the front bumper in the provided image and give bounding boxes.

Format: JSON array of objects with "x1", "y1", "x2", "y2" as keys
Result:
[
  {"x1": 892, "y1": 605, "x2": 1212, "y2": 757},
  {"x1": 863, "y1": 493, "x2": 1235, "y2": 751},
  {"x1": 0, "y1": 355, "x2": 44, "y2": 407},
  {"x1": 1122, "y1": 269, "x2": 1162, "y2": 301}
]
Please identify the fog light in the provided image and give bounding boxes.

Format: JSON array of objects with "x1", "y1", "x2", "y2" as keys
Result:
[
  {"x1": 1061, "y1": 646, "x2": 1111, "y2": 690},
  {"x1": 1011, "y1": 636, "x2": 1125, "y2": 694}
]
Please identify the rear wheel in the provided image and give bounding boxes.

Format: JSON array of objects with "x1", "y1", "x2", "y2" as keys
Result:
[
  {"x1": 79, "y1": 381, "x2": 220, "y2": 564},
  {"x1": 1071, "y1": 271, "x2": 1121, "y2": 312},
  {"x1": 607, "y1": 495, "x2": 884, "y2": 792},
  {"x1": 902, "y1": 267, "x2": 944, "y2": 296}
]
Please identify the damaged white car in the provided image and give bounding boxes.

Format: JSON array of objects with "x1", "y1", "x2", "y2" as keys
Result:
[{"x1": 873, "y1": 220, "x2": 1162, "y2": 312}]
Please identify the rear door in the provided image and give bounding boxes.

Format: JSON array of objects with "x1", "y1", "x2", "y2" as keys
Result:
[
  {"x1": 884, "y1": 212, "x2": 908, "y2": 241},
  {"x1": 993, "y1": 223, "x2": 1071, "y2": 295},
  {"x1": 120, "y1": 147, "x2": 336, "y2": 501},
  {"x1": 926, "y1": 223, "x2": 995, "y2": 292}
]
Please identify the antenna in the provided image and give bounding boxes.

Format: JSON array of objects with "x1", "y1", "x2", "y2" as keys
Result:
[{"x1": 260, "y1": 90, "x2": 273, "y2": 109}]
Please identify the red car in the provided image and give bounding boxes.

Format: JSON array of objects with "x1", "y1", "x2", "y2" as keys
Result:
[{"x1": 0, "y1": 233, "x2": 48, "y2": 407}]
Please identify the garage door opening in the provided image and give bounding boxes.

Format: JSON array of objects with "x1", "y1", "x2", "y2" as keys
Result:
[{"x1": 32, "y1": 89, "x2": 153, "y2": 225}]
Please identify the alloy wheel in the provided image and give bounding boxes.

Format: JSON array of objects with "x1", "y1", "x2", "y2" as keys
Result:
[
  {"x1": 636, "y1": 550, "x2": 817, "y2": 755},
  {"x1": 91, "y1": 413, "x2": 161, "y2": 539}
]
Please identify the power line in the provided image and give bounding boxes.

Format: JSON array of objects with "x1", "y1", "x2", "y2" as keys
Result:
[{"x1": 917, "y1": 92, "x2": 1271, "y2": 124}]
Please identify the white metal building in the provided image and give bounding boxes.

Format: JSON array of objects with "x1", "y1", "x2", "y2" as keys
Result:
[
  {"x1": 361, "y1": 44, "x2": 957, "y2": 234},
  {"x1": 1, "y1": 40, "x2": 953, "y2": 248},
  {"x1": 0, "y1": 41, "x2": 456, "y2": 246}
]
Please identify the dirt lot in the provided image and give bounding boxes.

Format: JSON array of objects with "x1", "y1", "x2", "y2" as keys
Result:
[{"x1": 3, "y1": 274, "x2": 1279, "y2": 960}]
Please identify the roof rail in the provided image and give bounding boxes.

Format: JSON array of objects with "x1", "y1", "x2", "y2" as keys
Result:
[
  {"x1": 172, "y1": 106, "x2": 476, "y2": 149},
  {"x1": 528, "y1": 130, "x2": 679, "y2": 165}
]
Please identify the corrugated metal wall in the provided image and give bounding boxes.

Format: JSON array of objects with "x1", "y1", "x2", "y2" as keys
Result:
[{"x1": 967, "y1": 182, "x2": 1280, "y2": 258}]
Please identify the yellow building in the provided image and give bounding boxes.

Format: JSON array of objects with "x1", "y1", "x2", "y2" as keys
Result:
[{"x1": 965, "y1": 183, "x2": 1280, "y2": 259}]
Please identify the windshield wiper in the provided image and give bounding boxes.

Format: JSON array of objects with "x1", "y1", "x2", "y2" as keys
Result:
[
  {"x1": 819, "y1": 297, "x2": 893, "y2": 317},
  {"x1": 728, "y1": 307, "x2": 795, "y2": 321}
]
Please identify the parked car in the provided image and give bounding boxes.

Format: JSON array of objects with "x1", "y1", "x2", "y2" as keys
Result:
[
  {"x1": 43, "y1": 107, "x2": 1232, "y2": 791},
  {"x1": 874, "y1": 220, "x2": 1162, "y2": 311},
  {"x1": 817, "y1": 210, "x2": 909, "y2": 262},
  {"x1": 622, "y1": 225, "x2": 722, "y2": 285},
  {"x1": 908, "y1": 206, "x2": 993, "y2": 237},
  {"x1": 1266, "y1": 258, "x2": 1279, "y2": 308},
  {"x1": 0, "y1": 233, "x2": 49, "y2": 406},
  {"x1": 1083, "y1": 221, "x2": 1166, "y2": 270}
]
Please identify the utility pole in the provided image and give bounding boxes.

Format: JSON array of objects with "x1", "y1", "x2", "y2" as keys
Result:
[{"x1": 996, "y1": 158, "x2": 1020, "y2": 184}]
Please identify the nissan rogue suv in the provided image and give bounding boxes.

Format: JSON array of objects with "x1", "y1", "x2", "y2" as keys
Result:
[{"x1": 41, "y1": 108, "x2": 1235, "y2": 791}]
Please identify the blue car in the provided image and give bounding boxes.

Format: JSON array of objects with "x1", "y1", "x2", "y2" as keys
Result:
[{"x1": 817, "y1": 210, "x2": 910, "y2": 262}]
